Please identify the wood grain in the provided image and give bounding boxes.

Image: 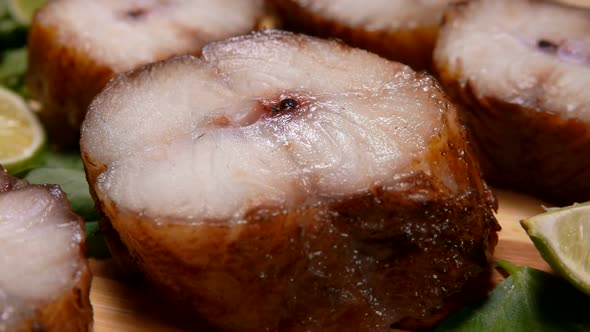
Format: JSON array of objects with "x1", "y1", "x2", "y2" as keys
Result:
[{"x1": 88, "y1": 189, "x2": 555, "y2": 332}]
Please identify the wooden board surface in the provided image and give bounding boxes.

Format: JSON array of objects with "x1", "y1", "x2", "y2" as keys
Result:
[{"x1": 88, "y1": 189, "x2": 554, "y2": 332}]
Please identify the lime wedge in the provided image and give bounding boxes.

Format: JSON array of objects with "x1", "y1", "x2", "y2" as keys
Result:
[
  {"x1": 6, "y1": 0, "x2": 46, "y2": 25},
  {"x1": 521, "y1": 202, "x2": 590, "y2": 295},
  {"x1": 0, "y1": 86, "x2": 44, "y2": 174}
]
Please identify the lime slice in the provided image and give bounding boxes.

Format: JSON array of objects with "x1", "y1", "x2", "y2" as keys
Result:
[
  {"x1": 521, "y1": 202, "x2": 590, "y2": 295},
  {"x1": 6, "y1": 0, "x2": 46, "y2": 25},
  {"x1": 0, "y1": 86, "x2": 44, "y2": 174}
]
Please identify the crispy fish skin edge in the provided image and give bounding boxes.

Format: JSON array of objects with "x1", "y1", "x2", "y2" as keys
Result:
[
  {"x1": 1, "y1": 171, "x2": 93, "y2": 332},
  {"x1": 81, "y1": 51, "x2": 499, "y2": 331},
  {"x1": 26, "y1": 19, "x2": 114, "y2": 148},
  {"x1": 434, "y1": 1, "x2": 590, "y2": 206},
  {"x1": 17, "y1": 267, "x2": 93, "y2": 332},
  {"x1": 268, "y1": 0, "x2": 440, "y2": 70}
]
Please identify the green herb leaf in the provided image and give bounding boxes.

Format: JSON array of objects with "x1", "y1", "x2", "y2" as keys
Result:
[
  {"x1": 12, "y1": 149, "x2": 85, "y2": 179},
  {"x1": 435, "y1": 261, "x2": 590, "y2": 331},
  {"x1": 0, "y1": 47, "x2": 27, "y2": 92},
  {"x1": 24, "y1": 166, "x2": 97, "y2": 221},
  {"x1": 0, "y1": 3, "x2": 27, "y2": 49},
  {"x1": 42, "y1": 149, "x2": 85, "y2": 170},
  {"x1": 85, "y1": 221, "x2": 110, "y2": 259}
]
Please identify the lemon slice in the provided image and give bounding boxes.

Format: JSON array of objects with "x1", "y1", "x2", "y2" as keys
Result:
[
  {"x1": 0, "y1": 86, "x2": 44, "y2": 174},
  {"x1": 6, "y1": 0, "x2": 46, "y2": 25},
  {"x1": 521, "y1": 202, "x2": 590, "y2": 295}
]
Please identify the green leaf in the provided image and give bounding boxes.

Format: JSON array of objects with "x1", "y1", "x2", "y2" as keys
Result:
[
  {"x1": 85, "y1": 221, "x2": 110, "y2": 259},
  {"x1": 16, "y1": 146, "x2": 109, "y2": 258},
  {"x1": 24, "y1": 167, "x2": 97, "y2": 221},
  {"x1": 0, "y1": 47, "x2": 27, "y2": 91},
  {"x1": 0, "y1": 20, "x2": 27, "y2": 49},
  {"x1": 435, "y1": 262, "x2": 590, "y2": 331},
  {"x1": 16, "y1": 149, "x2": 92, "y2": 219},
  {"x1": 42, "y1": 149, "x2": 85, "y2": 170},
  {"x1": 12, "y1": 149, "x2": 85, "y2": 178}
]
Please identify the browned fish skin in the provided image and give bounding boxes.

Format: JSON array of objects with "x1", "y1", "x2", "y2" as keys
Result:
[
  {"x1": 18, "y1": 270, "x2": 93, "y2": 332},
  {"x1": 27, "y1": 23, "x2": 113, "y2": 148},
  {"x1": 26, "y1": 0, "x2": 268, "y2": 148},
  {"x1": 268, "y1": 0, "x2": 451, "y2": 70},
  {"x1": 434, "y1": 0, "x2": 590, "y2": 205},
  {"x1": 0, "y1": 167, "x2": 93, "y2": 332},
  {"x1": 86, "y1": 145, "x2": 499, "y2": 331},
  {"x1": 82, "y1": 31, "x2": 499, "y2": 331}
]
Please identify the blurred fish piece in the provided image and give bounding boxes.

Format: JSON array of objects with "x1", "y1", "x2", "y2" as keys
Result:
[
  {"x1": 434, "y1": 0, "x2": 590, "y2": 205},
  {"x1": 0, "y1": 166, "x2": 92, "y2": 332},
  {"x1": 27, "y1": 0, "x2": 268, "y2": 147},
  {"x1": 269, "y1": 0, "x2": 457, "y2": 69}
]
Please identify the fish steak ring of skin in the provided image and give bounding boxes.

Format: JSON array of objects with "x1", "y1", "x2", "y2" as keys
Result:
[
  {"x1": 81, "y1": 30, "x2": 500, "y2": 332},
  {"x1": 434, "y1": 0, "x2": 590, "y2": 205}
]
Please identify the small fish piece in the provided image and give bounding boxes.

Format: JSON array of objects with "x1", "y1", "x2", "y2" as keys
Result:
[
  {"x1": 0, "y1": 166, "x2": 92, "y2": 332},
  {"x1": 433, "y1": 0, "x2": 590, "y2": 205}
]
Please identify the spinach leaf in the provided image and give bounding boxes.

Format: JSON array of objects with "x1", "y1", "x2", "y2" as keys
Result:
[
  {"x1": 435, "y1": 261, "x2": 590, "y2": 331},
  {"x1": 0, "y1": 4, "x2": 27, "y2": 49},
  {"x1": 0, "y1": 47, "x2": 27, "y2": 92},
  {"x1": 0, "y1": 3, "x2": 28, "y2": 91},
  {"x1": 42, "y1": 149, "x2": 86, "y2": 170}
]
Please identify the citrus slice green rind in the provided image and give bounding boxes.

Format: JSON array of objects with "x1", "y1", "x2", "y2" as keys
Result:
[
  {"x1": 521, "y1": 201, "x2": 590, "y2": 296},
  {"x1": 6, "y1": 0, "x2": 46, "y2": 25},
  {"x1": 0, "y1": 86, "x2": 45, "y2": 174}
]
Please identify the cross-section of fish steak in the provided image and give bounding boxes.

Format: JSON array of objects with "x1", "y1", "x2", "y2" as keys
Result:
[
  {"x1": 434, "y1": 0, "x2": 590, "y2": 205},
  {"x1": 0, "y1": 167, "x2": 92, "y2": 332},
  {"x1": 81, "y1": 30, "x2": 500, "y2": 331}
]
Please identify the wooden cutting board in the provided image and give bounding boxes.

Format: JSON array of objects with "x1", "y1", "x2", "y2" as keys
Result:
[{"x1": 88, "y1": 189, "x2": 554, "y2": 332}]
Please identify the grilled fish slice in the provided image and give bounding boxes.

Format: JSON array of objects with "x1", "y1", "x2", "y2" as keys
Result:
[
  {"x1": 27, "y1": 0, "x2": 267, "y2": 147},
  {"x1": 81, "y1": 31, "x2": 499, "y2": 331},
  {"x1": 434, "y1": 0, "x2": 590, "y2": 205},
  {"x1": 269, "y1": 0, "x2": 457, "y2": 69},
  {"x1": 0, "y1": 167, "x2": 92, "y2": 332}
]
